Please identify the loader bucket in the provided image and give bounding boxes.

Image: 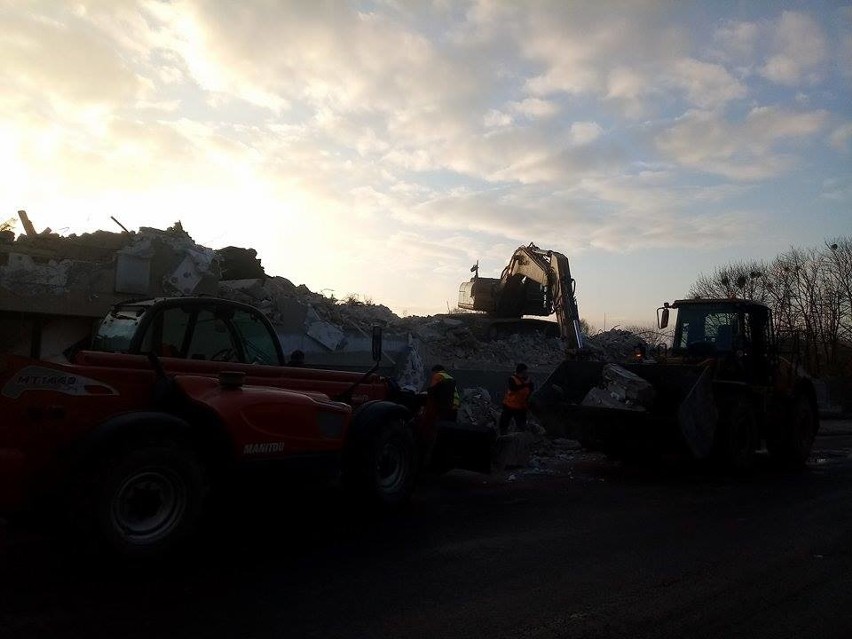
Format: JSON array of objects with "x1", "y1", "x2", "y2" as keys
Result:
[{"x1": 530, "y1": 360, "x2": 717, "y2": 459}]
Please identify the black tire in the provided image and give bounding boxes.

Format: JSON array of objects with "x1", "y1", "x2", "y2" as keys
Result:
[
  {"x1": 94, "y1": 445, "x2": 206, "y2": 557},
  {"x1": 715, "y1": 399, "x2": 758, "y2": 472},
  {"x1": 343, "y1": 418, "x2": 416, "y2": 508},
  {"x1": 767, "y1": 394, "x2": 818, "y2": 470}
]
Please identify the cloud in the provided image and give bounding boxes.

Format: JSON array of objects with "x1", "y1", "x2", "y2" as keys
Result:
[
  {"x1": 760, "y1": 11, "x2": 828, "y2": 86},
  {"x1": 605, "y1": 67, "x2": 650, "y2": 118},
  {"x1": 569, "y1": 122, "x2": 603, "y2": 146},
  {"x1": 0, "y1": 5, "x2": 146, "y2": 115},
  {"x1": 516, "y1": 1, "x2": 689, "y2": 98},
  {"x1": 713, "y1": 20, "x2": 760, "y2": 63},
  {"x1": 821, "y1": 176, "x2": 852, "y2": 202},
  {"x1": 669, "y1": 59, "x2": 747, "y2": 109},
  {"x1": 0, "y1": 1, "x2": 847, "y2": 323},
  {"x1": 712, "y1": 11, "x2": 832, "y2": 88},
  {"x1": 656, "y1": 107, "x2": 828, "y2": 180},
  {"x1": 839, "y1": 6, "x2": 852, "y2": 81},
  {"x1": 509, "y1": 98, "x2": 559, "y2": 119},
  {"x1": 829, "y1": 123, "x2": 852, "y2": 152}
]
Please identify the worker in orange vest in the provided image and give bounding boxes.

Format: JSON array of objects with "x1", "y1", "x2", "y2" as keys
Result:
[{"x1": 499, "y1": 363, "x2": 534, "y2": 435}]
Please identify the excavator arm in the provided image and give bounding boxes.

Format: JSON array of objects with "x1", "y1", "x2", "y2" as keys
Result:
[{"x1": 546, "y1": 250, "x2": 584, "y2": 351}]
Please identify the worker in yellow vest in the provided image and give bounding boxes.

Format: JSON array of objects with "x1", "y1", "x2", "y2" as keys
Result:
[
  {"x1": 427, "y1": 364, "x2": 460, "y2": 421},
  {"x1": 499, "y1": 363, "x2": 534, "y2": 435}
]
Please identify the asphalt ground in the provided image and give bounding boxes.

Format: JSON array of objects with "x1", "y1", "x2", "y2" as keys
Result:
[{"x1": 1, "y1": 420, "x2": 851, "y2": 639}]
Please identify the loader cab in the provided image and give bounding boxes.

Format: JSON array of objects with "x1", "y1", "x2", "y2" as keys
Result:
[{"x1": 666, "y1": 299, "x2": 773, "y2": 384}]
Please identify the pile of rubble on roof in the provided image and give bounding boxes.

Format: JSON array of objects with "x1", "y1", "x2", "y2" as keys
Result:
[{"x1": 1, "y1": 214, "x2": 648, "y2": 376}]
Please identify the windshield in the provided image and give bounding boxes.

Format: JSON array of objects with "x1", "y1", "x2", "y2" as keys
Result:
[
  {"x1": 91, "y1": 306, "x2": 148, "y2": 353},
  {"x1": 673, "y1": 305, "x2": 739, "y2": 353}
]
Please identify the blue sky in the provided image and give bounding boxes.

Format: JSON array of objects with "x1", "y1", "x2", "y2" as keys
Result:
[{"x1": 1, "y1": 1, "x2": 850, "y2": 328}]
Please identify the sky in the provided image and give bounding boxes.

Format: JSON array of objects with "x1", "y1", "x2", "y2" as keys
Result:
[{"x1": 1, "y1": 1, "x2": 850, "y2": 329}]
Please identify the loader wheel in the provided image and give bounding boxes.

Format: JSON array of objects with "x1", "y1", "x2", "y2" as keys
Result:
[
  {"x1": 344, "y1": 418, "x2": 416, "y2": 508},
  {"x1": 767, "y1": 394, "x2": 818, "y2": 470},
  {"x1": 96, "y1": 445, "x2": 206, "y2": 557},
  {"x1": 715, "y1": 399, "x2": 758, "y2": 472}
]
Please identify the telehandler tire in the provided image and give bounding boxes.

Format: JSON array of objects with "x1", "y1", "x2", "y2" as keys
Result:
[
  {"x1": 93, "y1": 444, "x2": 206, "y2": 557},
  {"x1": 343, "y1": 417, "x2": 416, "y2": 508}
]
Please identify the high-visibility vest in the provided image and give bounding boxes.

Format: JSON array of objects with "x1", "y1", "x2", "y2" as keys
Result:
[
  {"x1": 502, "y1": 374, "x2": 531, "y2": 410},
  {"x1": 430, "y1": 371, "x2": 460, "y2": 409}
]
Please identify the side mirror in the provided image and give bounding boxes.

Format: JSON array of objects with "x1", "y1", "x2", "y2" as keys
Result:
[
  {"x1": 657, "y1": 306, "x2": 669, "y2": 330},
  {"x1": 371, "y1": 325, "x2": 383, "y2": 363}
]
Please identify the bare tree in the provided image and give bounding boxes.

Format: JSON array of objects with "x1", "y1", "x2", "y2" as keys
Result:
[
  {"x1": 826, "y1": 238, "x2": 852, "y2": 345},
  {"x1": 688, "y1": 237, "x2": 852, "y2": 375},
  {"x1": 688, "y1": 259, "x2": 770, "y2": 301}
]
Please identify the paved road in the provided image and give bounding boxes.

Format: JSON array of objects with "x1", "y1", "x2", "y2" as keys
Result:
[{"x1": 2, "y1": 425, "x2": 851, "y2": 639}]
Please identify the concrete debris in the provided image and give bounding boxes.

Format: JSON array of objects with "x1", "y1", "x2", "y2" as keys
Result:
[
  {"x1": 458, "y1": 387, "x2": 500, "y2": 428},
  {"x1": 395, "y1": 336, "x2": 425, "y2": 392},
  {"x1": 585, "y1": 329, "x2": 649, "y2": 362},
  {"x1": 581, "y1": 386, "x2": 646, "y2": 412},
  {"x1": 0, "y1": 221, "x2": 218, "y2": 317},
  {"x1": 602, "y1": 364, "x2": 656, "y2": 406},
  {"x1": 580, "y1": 364, "x2": 655, "y2": 412},
  {"x1": 217, "y1": 246, "x2": 265, "y2": 280},
  {"x1": 492, "y1": 432, "x2": 537, "y2": 470},
  {"x1": 305, "y1": 306, "x2": 347, "y2": 351}
]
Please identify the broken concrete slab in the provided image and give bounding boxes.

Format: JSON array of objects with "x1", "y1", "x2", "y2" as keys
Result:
[
  {"x1": 492, "y1": 432, "x2": 538, "y2": 471},
  {"x1": 581, "y1": 386, "x2": 647, "y2": 412},
  {"x1": 601, "y1": 363, "x2": 656, "y2": 406},
  {"x1": 217, "y1": 246, "x2": 265, "y2": 280},
  {"x1": 305, "y1": 306, "x2": 347, "y2": 351}
]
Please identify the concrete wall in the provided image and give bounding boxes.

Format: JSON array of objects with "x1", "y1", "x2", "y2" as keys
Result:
[{"x1": 0, "y1": 312, "x2": 96, "y2": 361}]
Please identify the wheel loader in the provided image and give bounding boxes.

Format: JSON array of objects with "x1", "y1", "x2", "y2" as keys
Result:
[{"x1": 530, "y1": 298, "x2": 819, "y2": 469}]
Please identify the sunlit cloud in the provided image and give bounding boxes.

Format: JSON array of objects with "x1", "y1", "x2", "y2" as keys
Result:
[{"x1": 0, "y1": 0, "x2": 848, "y2": 323}]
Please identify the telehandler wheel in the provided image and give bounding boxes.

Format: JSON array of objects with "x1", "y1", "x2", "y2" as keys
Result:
[
  {"x1": 767, "y1": 394, "x2": 818, "y2": 470},
  {"x1": 94, "y1": 444, "x2": 206, "y2": 557},
  {"x1": 715, "y1": 399, "x2": 758, "y2": 472},
  {"x1": 344, "y1": 417, "x2": 416, "y2": 508}
]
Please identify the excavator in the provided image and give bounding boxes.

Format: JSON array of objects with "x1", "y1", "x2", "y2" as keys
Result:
[{"x1": 457, "y1": 243, "x2": 585, "y2": 349}]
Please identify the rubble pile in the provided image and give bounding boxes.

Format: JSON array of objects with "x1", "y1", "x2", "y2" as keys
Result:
[
  {"x1": 320, "y1": 298, "x2": 399, "y2": 333},
  {"x1": 0, "y1": 219, "x2": 219, "y2": 315},
  {"x1": 585, "y1": 329, "x2": 649, "y2": 362},
  {"x1": 1, "y1": 215, "x2": 648, "y2": 381},
  {"x1": 399, "y1": 317, "x2": 567, "y2": 369},
  {"x1": 218, "y1": 276, "x2": 299, "y2": 324}
]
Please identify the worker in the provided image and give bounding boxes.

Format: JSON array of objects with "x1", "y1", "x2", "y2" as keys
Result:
[
  {"x1": 288, "y1": 349, "x2": 305, "y2": 366},
  {"x1": 414, "y1": 364, "x2": 460, "y2": 470},
  {"x1": 427, "y1": 364, "x2": 460, "y2": 422},
  {"x1": 499, "y1": 363, "x2": 534, "y2": 435}
]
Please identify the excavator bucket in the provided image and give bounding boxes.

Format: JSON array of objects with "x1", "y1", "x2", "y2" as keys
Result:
[{"x1": 530, "y1": 360, "x2": 718, "y2": 459}]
